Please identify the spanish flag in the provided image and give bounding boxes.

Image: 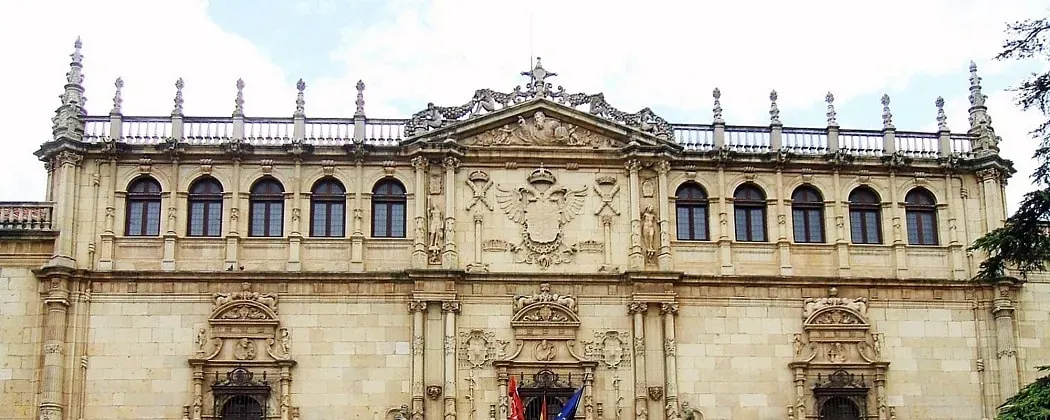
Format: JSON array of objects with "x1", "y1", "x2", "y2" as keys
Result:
[{"x1": 539, "y1": 397, "x2": 547, "y2": 420}]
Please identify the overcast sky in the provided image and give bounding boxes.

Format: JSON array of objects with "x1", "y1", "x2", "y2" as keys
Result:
[{"x1": 0, "y1": 0, "x2": 1046, "y2": 213}]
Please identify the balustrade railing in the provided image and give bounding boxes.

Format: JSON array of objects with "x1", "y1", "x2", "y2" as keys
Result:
[
  {"x1": 0, "y1": 202, "x2": 54, "y2": 232},
  {"x1": 79, "y1": 115, "x2": 977, "y2": 158}
]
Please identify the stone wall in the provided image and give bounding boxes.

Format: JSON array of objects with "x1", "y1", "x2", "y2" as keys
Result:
[{"x1": 0, "y1": 265, "x2": 43, "y2": 420}]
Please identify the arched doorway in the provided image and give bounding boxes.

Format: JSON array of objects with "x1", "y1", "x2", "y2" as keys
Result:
[
  {"x1": 516, "y1": 370, "x2": 579, "y2": 420},
  {"x1": 220, "y1": 395, "x2": 264, "y2": 420},
  {"x1": 819, "y1": 396, "x2": 861, "y2": 420}
]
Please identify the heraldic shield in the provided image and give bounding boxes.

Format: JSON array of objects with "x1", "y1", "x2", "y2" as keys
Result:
[{"x1": 495, "y1": 166, "x2": 587, "y2": 268}]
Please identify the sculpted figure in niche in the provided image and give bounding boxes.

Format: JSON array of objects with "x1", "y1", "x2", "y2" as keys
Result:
[
  {"x1": 641, "y1": 205, "x2": 658, "y2": 261},
  {"x1": 428, "y1": 204, "x2": 443, "y2": 263},
  {"x1": 681, "y1": 402, "x2": 702, "y2": 420}
]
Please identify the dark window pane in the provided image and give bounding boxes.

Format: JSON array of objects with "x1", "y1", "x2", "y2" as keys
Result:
[
  {"x1": 127, "y1": 204, "x2": 144, "y2": 236},
  {"x1": 331, "y1": 203, "x2": 344, "y2": 236},
  {"x1": 792, "y1": 208, "x2": 806, "y2": 242},
  {"x1": 189, "y1": 202, "x2": 204, "y2": 236},
  {"x1": 374, "y1": 205, "x2": 389, "y2": 237},
  {"x1": 734, "y1": 209, "x2": 747, "y2": 241},
  {"x1": 268, "y1": 203, "x2": 282, "y2": 236},
  {"x1": 145, "y1": 201, "x2": 161, "y2": 236},
  {"x1": 808, "y1": 210, "x2": 823, "y2": 242},
  {"x1": 390, "y1": 203, "x2": 406, "y2": 237},
  {"x1": 206, "y1": 203, "x2": 222, "y2": 236}
]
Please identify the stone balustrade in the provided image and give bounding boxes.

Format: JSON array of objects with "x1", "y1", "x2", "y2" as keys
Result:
[
  {"x1": 82, "y1": 115, "x2": 973, "y2": 158},
  {"x1": 0, "y1": 202, "x2": 54, "y2": 232}
]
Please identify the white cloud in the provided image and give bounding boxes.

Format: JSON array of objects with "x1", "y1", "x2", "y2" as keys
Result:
[
  {"x1": 0, "y1": 0, "x2": 293, "y2": 200},
  {"x1": 0, "y1": 0, "x2": 1047, "y2": 215}
]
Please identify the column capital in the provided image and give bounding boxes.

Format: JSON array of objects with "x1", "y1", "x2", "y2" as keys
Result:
[
  {"x1": 411, "y1": 156, "x2": 429, "y2": 171},
  {"x1": 625, "y1": 159, "x2": 642, "y2": 174},
  {"x1": 441, "y1": 300, "x2": 461, "y2": 313},
  {"x1": 654, "y1": 160, "x2": 671, "y2": 175},
  {"x1": 442, "y1": 156, "x2": 460, "y2": 171},
  {"x1": 628, "y1": 301, "x2": 648, "y2": 314},
  {"x1": 408, "y1": 300, "x2": 428, "y2": 312},
  {"x1": 660, "y1": 302, "x2": 679, "y2": 315}
]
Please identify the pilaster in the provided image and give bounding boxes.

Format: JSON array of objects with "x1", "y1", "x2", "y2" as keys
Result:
[
  {"x1": 37, "y1": 270, "x2": 73, "y2": 420},
  {"x1": 654, "y1": 160, "x2": 672, "y2": 270},
  {"x1": 442, "y1": 301, "x2": 461, "y2": 420},
  {"x1": 412, "y1": 157, "x2": 430, "y2": 269},
  {"x1": 442, "y1": 156, "x2": 460, "y2": 269},
  {"x1": 660, "y1": 302, "x2": 681, "y2": 419},
  {"x1": 409, "y1": 300, "x2": 428, "y2": 420},
  {"x1": 993, "y1": 282, "x2": 1019, "y2": 402},
  {"x1": 628, "y1": 301, "x2": 648, "y2": 420},
  {"x1": 626, "y1": 160, "x2": 644, "y2": 269}
]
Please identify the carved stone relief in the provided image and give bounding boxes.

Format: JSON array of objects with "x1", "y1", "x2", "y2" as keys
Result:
[
  {"x1": 465, "y1": 170, "x2": 493, "y2": 211},
  {"x1": 582, "y1": 330, "x2": 631, "y2": 369},
  {"x1": 213, "y1": 282, "x2": 278, "y2": 313},
  {"x1": 593, "y1": 175, "x2": 620, "y2": 216},
  {"x1": 429, "y1": 171, "x2": 443, "y2": 195},
  {"x1": 494, "y1": 168, "x2": 588, "y2": 269},
  {"x1": 427, "y1": 203, "x2": 444, "y2": 264},
  {"x1": 641, "y1": 205, "x2": 658, "y2": 263},
  {"x1": 467, "y1": 111, "x2": 602, "y2": 147},
  {"x1": 232, "y1": 338, "x2": 257, "y2": 360},
  {"x1": 459, "y1": 329, "x2": 508, "y2": 369}
]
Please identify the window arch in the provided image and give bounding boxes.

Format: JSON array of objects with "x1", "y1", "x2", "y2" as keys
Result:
[
  {"x1": 675, "y1": 182, "x2": 709, "y2": 241},
  {"x1": 733, "y1": 184, "x2": 767, "y2": 242},
  {"x1": 791, "y1": 186, "x2": 825, "y2": 243},
  {"x1": 905, "y1": 188, "x2": 938, "y2": 245},
  {"x1": 310, "y1": 178, "x2": 346, "y2": 237},
  {"x1": 819, "y1": 396, "x2": 861, "y2": 420},
  {"x1": 125, "y1": 177, "x2": 162, "y2": 236},
  {"x1": 249, "y1": 178, "x2": 284, "y2": 237},
  {"x1": 848, "y1": 187, "x2": 882, "y2": 244},
  {"x1": 372, "y1": 179, "x2": 407, "y2": 238},
  {"x1": 187, "y1": 177, "x2": 223, "y2": 237},
  {"x1": 220, "y1": 395, "x2": 264, "y2": 420}
]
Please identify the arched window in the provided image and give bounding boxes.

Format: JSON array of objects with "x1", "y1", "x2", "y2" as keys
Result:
[
  {"x1": 675, "y1": 183, "x2": 709, "y2": 241},
  {"x1": 905, "y1": 188, "x2": 938, "y2": 245},
  {"x1": 791, "y1": 186, "x2": 825, "y2": 243},
  {"x1": 372, "y1": 179, "x2": 407, "y2": 238},
  {"x1": 310, "y1": 178, "x2": 345, "y2": 237},
  {"x1": 248, "y1": 178, "x2": 284, "y2": 237},
  {"x1": 187, "y1": 177, "x2": 223, "y2": 237},
  {"x1": 734, "y1": 184, "x2": 767, "y2": 242},
  {"x1": 125, "y1": 177, "x2": 162, "y2": 236},
  {"x1": 848, "y1": 187, "x2": 882, "y2": 244}
]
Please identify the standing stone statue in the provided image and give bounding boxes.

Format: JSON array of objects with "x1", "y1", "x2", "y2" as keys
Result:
[{"x1": 641, "y1": 206, "x2": 658, "y2": 261}]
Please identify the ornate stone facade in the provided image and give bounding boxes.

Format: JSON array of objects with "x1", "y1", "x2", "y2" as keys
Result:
[{"x1": 0, "y1": 40, "x2": 1048, "y2": 420}]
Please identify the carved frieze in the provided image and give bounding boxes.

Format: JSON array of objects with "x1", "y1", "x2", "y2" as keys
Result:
[
  {"x1": 494, "y1": 167, "x2": 588, "y2": 269},
  {"x1": 466, "y1": 111, "x2": 602, "y2": 147},
  {"x1": 213, "y1": 282, "x2": 278, "y2": 314}
]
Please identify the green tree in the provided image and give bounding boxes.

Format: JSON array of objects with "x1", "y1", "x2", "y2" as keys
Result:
[
  {"x1": 970, "y1": 17, "x2": 1050, "y2": 283},
  {"x1": 998, "y1": 366, "x2": 1050, "y2": 420},
  {"x1": 973, "y1": 17, "x2": 1050, "y2": 420}
]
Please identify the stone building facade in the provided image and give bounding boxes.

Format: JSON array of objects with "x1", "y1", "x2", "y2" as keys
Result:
[{"x1": 1, "y1": 39, "x2": 1048, "y2": 420}]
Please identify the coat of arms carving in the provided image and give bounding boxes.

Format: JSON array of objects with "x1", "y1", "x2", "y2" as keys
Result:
[{"x1": 495, "y1": 167, "x2": 588, "y2": 269}]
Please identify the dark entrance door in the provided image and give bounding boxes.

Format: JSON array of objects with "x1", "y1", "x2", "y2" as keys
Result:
[
  {"x1": 515, "y1": 369, "x2": 578, "y2": 420},
  {"x1": 522, "y1": 394, "x2": 571, "y2": 420},
  {"x1": 819, "y1": 396, "x2": 861, "y2": 420},
  {"x1": 220, "y1": 395, "x2": 264, "y2": 420}
]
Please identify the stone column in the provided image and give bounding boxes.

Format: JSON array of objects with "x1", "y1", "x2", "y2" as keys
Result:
[
  {"x1": 628, "y1": 301, "x2": 648, "y2": 420},
  {"x1": 442, "y1": 156, "x2": 460, "y2": 269},
  {"x1": 874, "y1": 368, "x2": 889, "y2": 420},
  {"x1": 225, "y1": 159, "x2": 242, "y2": 269},
  {"x1": 191, "y1": 366, "x2": 205, "y2": 420},
  {"x1": 442, "y1": 301, "x2": 461, "y2": 420},
  {"x1": 49, "y1": 151, "x2": 83, "y2": 268},
  {"x1": 944, "y1": 173, "x2": 967, "y2": 280},
  {"x1": 716, "y1": 167, "x2": 734, "y2": 275},
  {"x1": 496, "y1": 368, "x2": 509, "y2": 420},
  {"x1": 467, "y1": 213, "x2": 486, "y2": 272},
  {"x1": 887, "y1": 171, "x2": 907, "y2": 278},
  {"x1": 775, "y1": 168, "x2": 793, "y2": 276},
  {"x1": 411, "y1": 157, "x2": 430, "y2": 268},
  {"x1": 832, "y1": 170, "x2": 849, "y2": 277},
  {"x1": 350, "y1": 159, "x2": 365, "y2": 271},
  {"x1": 661, "y1": 303, "x2": 681, "y2": 419},
  {"x1": 626, "y1": 160, "x2": 644, "y2": 269},
  {"x1": 654, "y1": 160, "x2": 672, "y2": 270},
  {"x1": 993, "y1": 282, "x2": 1019, "y2": 402},
  {"x1": 38, "y1": 273, "x2": 72, "y2": 420},
  {"x1": 409, "y1": 300, "x2": 428, "y2": 420},
  {"x1": 98, "y1": 157, "x2": 118, "y2": 270},
  {"x1": 978, "y1": 168, "x2": 1006, "y2": 231},
  {"x1": 162, "y1": 158, "x2": 181, "y2": 271},
  {"x1": 601, "y1": 215, "x2": 614, "y2": 269},
  {"x1": 286, "y1": 159, "x2": 303, "y2": 271}
]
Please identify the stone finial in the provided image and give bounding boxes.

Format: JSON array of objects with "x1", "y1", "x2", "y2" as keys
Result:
[
  {"x1": 233, "y1": 78, "x2": 245, "y2": 117},
  {"x1": 52, "y1": 37, "x2": 87, "y2": 140},
  {"x1": 825, "y1": 92, "x2": 838, "y2": 127},
  {"x1": 712, "y1": 88, "x2": 724, "y2": 124},
  {"x1": 881, "y1": 94, "x2": 894, "y2": 130},
  {"x1": 967, "y1": 61, "x2": 1000, "y2": 152},
  {"x1": 354, "y1": 80, "x2": 366, "y2": 118},
  {"x1": 62, "y1": 36, "x2": 85, "y2": 100},
  {"x1": 935, "y1": 96, "x2": 948, "y2": 131},
  {"x1": 294, "y1": 78, "x2": 306, "y2": 118},
  {"x1": 769, "y1": 90, "x2": 781, "y2": 125},
  {"x1": 110, "y1": 77, "x2": 124, "y2": 115},
  {"x1": 172, "y1": 78, "x2": 185, "y2": 117}
]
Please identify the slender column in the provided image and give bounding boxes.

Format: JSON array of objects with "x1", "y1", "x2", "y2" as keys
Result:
[
  {"x1": 791, "y1": 367, "x2": 806, "y2": 417},
  {"x1": 411, "y1": 157, "x2": 429, "y2": 268},
  {"x1": 225, "y1": 159, "x2": 242, "y2": 269},
  {"x1": 716, "y1": 167, "x2": 733, "y2": 275},
  {"x1": 467, "y1": 213, "x2": 487, "y2": 273},
  {"x1": 280, "y1": 366, "x2": 293, "y2": 420},
  {"x1": 287, "y1": 159, "x2": 302, "y2": 271},
  {"x1": 443, "y1": 156, "x2": 460, "y2": 268},
  {"x1": 350, "y1": 159, "x2": 365, "y2": 271},
  {"x1": 887, "y1": 171, "x2": 907, "y2": 278},
  {"x1": 38, "y1": 274, "x2": 72, "y2": 420},
  {"x1": 833, "y1": 170, "x2": 849, "y2": 276},
  {"x1": 654, "y1": 160, "x2": 672, "y2": 270},
  {"x1": 775, "y1": 168, "x2": 792, "y2": 275},
  {"x1": 626, "y1": 160, "x2": 644, "y2": 269},
  {"x1": 442, "y1": 301, "x2": 461, "y2": 420},
  {"x1": 161, "y1": 158, "x2": 180, "y2": 271},
  {"x1": 944, "y1": 173, "x2": 967, "y2": 279},
  {"x1": 601, "y1": 216, "x2": 613, "y2": 269},
  {"x1": 409, "y1": 300, "x2": 428, "y2": 420},
  {"x1": 496, "y1": 368, "x2": 509, "y2": 420},
  {"x1": 583, "y1": 367, "x2": 595, "y2": 420},
  {"x1": 661, "y1": 303, "x2": 681, "y2": 419},
  {"x1": 628, "y1": 301, "x2": 648, "y2": 420},
  {"x1": 874, "y1": 369, "x2": 888, "y2": 420},
  {"x1": 993, "y1": 283, "x2": 1019, "y2": 402},
  {"x1": 98, "y1": 156, "x2": 118, "y2": 270},
  {"x1": 191, "y1": 366, "x2": 204, "y2": 420},
  {"x1": 978, "y1": 168, "x2": 1006, "y2": 231},
  {"x1": 49, "y1": 151, "x2": 83, "y2": 268}
]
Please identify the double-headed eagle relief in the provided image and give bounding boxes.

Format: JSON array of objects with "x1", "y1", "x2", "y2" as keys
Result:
[
  {"x1": 403, "y1": 58, "x2": 673, "y2": 139},
  {"x1": 495, "y1": 166, "x2": 587, "y2": 269}
]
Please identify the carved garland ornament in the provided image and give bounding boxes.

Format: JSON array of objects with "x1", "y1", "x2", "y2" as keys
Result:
[
  {"x1": 403, "y1": 58, "x2": 673, "y2": 139},
  {"x1": 495, "y1": 167, "x2": 588, "y2": 269}
]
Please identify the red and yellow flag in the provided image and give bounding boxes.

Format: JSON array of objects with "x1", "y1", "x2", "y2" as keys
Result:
[{"x1": 539, "y1": 396, "x2": 547, "y2": 420}]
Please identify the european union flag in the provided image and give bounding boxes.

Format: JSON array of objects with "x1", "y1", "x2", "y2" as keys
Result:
[{"x1": 554, "y1": 387, "x2": 584, "y2": 420}]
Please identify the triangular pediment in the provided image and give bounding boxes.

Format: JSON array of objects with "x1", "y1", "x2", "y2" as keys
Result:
[
  {"x1": 405, "y1": 99, "x2": 678, "y2": 151},
  {"x1": 400, "y1": 58, "x2": 681, "y2": 152}
]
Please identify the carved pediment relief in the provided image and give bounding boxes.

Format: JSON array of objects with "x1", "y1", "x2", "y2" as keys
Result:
[
  {"x1": 463, "y1": 111, "x2": 608, "y2": 148},
  {"x1": 211, "y1": 282, "x2": 279, "y2": 318},
  {"x1": 802, "y1": 287, "x2": 868, "y2": 325},
  {"x1": 403, "y1": 58, "x2": 673, "y2": 140}
]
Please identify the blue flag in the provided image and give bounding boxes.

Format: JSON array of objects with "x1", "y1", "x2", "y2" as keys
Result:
[{"x1": 554, "y1": 387, "x2": 585, "y2": 420}]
